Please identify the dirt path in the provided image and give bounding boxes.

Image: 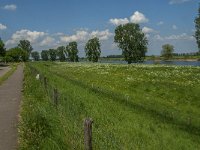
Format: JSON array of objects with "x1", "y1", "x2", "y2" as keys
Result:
[
  {"x1": 0, "y1": 65, "x2": 23, "y2": 150},
  {"x1": 0, "y1": 66, "x2": 10, "y2": 78}
]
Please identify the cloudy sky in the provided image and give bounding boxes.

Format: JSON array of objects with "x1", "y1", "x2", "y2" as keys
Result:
[{"x1": 0, "y1": 0, "x2": 198, "y2": 56}]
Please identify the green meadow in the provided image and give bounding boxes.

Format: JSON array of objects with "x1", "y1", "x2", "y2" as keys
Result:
[{"x1": 19, "y1": 62, "x2": 200, "y2": 149}]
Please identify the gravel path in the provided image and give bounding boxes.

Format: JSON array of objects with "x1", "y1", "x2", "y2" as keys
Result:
[{"x1": 0, "y1": 65, "x2": 23, "y2": 150}]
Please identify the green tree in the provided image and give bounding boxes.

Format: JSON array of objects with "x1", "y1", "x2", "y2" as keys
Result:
[
  {"x1": 85, "y1": 37, "x2": 101, "y2": 62},
  {"x1": 57, "y1": 46, "x2": 66, "y2": 62},
  {"x1": 41, "y1": 50, "x2": 49, "y2": 61},
  {"x1": 18, "y1": 40, "x2": 33, "y2": 57},
  {"x1": 0, "y1": 38, "x2": 6, "y2": 57},
  {"x1": 114, "y1": 23, "x2": 148, "y2": 64},
  {"x1": 195, "y1": 4, "x2": 200, "y2": 52},
  {"x1": 49, "y1": 49, "x2": 57, "y2": 61},
  {"x1": 6, "y1": 47, "x2": 28, "y2": 62},
  {"x1": 161, "y1": 44, "x2": 174, "y2": 60},
  {"x1": 31, "y1": 51, "x2": 40, "y2": 61},
  {"x1": 66, "y1": 42, "x2": 79, "y2": 62}
]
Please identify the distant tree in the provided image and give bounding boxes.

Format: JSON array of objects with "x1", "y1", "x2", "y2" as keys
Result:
[
  {"x1": 41, "y1": 50, "x2": 49, "y2": 61},
  {"x1": 85, "y1": 37, "x2": 101, "y2": 62},
  {"x1": 0, "y1": 38, "x2": 6, "y2": 57},
  {"x1": 195, "y1": 4, "x2": 200, "y2": 52},
  {"x1": 31, "y1": 51, "x2": 40, "y2": 61},
  {"x1": 57, "y1": 46, "x2": 66, "y2": 62},
  {"x1": 66, "y1": 42, "x2": 79, "y2": 62},
  {"x1": 49, "y1": 49, "x2": 57, "y2": 61},
  {"x1": 161, "y1": 44, "x2": 174, "y2": 60},
  {"x1": 6, "y1": 47, "x2": 28, "y2": 62},
  {"x1": 18, "y1": 40, "x2": 33, "y2": 57},
  {"x1": 114, "y1": 23, "x2": 148, "y2": 64}
]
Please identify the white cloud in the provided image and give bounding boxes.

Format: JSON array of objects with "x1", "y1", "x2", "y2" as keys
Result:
[
  {"x1": 157, "y1": 21, "x2": 164, "y2": 26},
  {"x1": 0, "y1": 23, "x2": 7, "y2": 30},
  {"x1": 165, "y1": 33, "x2": 194, "y2": 40},
  {"x1": 109, "y1": 18, "x2": 129, "y2": 26},
  {"x1": 40, "y1": 36, "x2": 55, "y2": 46},
  {"x1": 172, "y1": 25, "x2": 177, "y2": 30},
  {"x1": 60, "y1": 29, "x2": 113, "y2": 43},
  {"x1": 6, "y1": 29, "x2": 46, "y2": 46},
  {"x1": 3, "y1": 4, "x2": 17, "y2": 11},
  {"x1": 142, "y1": 27, "x2": 154, "y2": 34},
  {"x1": 169, "y1": 0, "x2": 191, "y2": 5},
  {"x1": 109, "y1": 11, "x2": 148, "y2": 26},
  {"x1": 130, "y1": 11, "x2": 149, "y2": 24},
  {"x1": 153, "y1": 33, "x2": 194, "y2": 41}
]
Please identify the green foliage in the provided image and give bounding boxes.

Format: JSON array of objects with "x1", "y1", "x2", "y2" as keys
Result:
[
  {"x1": 18, "y1": 40, "x2": 33, "y2": 57},
  {"x1": 85, "y1": 37, "x2": 101, "y2": 62},
  {"x1": 114, "y1": 23, "x2": 148, "y2": 64},
  {"x1": 57, "y1": 46, "x2": 66, "y2": 62},
  {"x1": 49, "y1": 49, "x2": 57, "y2": 61},
  {"x1": 0, "y1": 38, "x2": 6, "y2": 57},
  {"x1": 161, "y1": 44, "x2": 174, "y2": 60},
  {"x1": 6, "y1": 47, "x2": 29, "y2": 62},
  {"x1": 28, "y1": 62, "x2": 200, "y2": 149},
  {"x1": 66, "y1": 42, "x2": 79, "y2": 62},
  {"x1": 195, "y1": 4, "x2": 200, "y2": 52},
  {"x1": 41, "y1": 50, "x2": 49, "y2": 61},
  {"x1": 31, "y1": 51, "x2": 40, "y2": 61}
]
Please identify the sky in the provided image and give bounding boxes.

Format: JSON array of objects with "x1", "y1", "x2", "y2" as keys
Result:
[{"x1": 0, "y1": 0, "x2": 199, "y2": 57}]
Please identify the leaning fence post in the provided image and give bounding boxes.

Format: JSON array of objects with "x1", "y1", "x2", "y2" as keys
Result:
[
  {"x1": 84, "y1": 118, "x2": 93, "y2": 150},
  {"x1": 53, "y1": 88, "x2": 58, "y2": 108}
]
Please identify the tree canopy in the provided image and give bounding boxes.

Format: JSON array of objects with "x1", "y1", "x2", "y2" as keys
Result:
[
  {"x1": 41, "y1": 50, "x2": 49, "y2": 61},
  {"x1": 57, "y1": 46, "x2": 66, "y2": 62},
  {"x1": 66, "y1": 42, "x2": 79, "y2": 62},
  {"x1": 195, "y1": 4, "x2": 200, "y2": 52},
  {"x1": 161, "y1": 44, "x2": 174, "y2": 60},
  {"x1": 114, "y1": 23, "x2": 148, "y2": 64},
  {"x1": 31, "y1": 51, "x2": 40, "y2": 61},
  {"x1": 6, "y1": 47, "x2": 28, "y2": 62},
  {"x1": 85, "y1": 37, "x2": 101, "y2": 62},
  {"x1": 0, "y1": 38, "x2": 6, "y2": 57},
  {"x1": 49, "y1": 49, "x2": 57, "y2": 61},
  {"x1": 18, "y1": 40, "x2": 33, "y2": 56}
]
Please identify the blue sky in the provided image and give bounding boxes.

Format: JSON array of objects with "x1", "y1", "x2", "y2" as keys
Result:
[{"x1": 0, "y1": 0, "x2": 198, "y2": 56}]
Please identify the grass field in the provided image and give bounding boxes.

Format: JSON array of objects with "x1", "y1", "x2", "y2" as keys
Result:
[{"x1": 20, "y1": 62, "x2": 200, "y2": 149}]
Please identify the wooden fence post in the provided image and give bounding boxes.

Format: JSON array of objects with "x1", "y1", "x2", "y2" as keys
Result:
[
  {"x1": 84, "y1": 118, "x2": 93, "y2": 150},
  {"x1": 53, "y1": 88, "x2": 58, "y2": 108}
]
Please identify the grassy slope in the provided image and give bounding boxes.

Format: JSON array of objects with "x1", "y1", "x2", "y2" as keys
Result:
[{"x1": 24, "y1": 62, "x2": 200, "y2": 149}]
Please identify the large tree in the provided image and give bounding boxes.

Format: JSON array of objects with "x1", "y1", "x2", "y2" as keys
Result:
[
  {"x1": 49, "y1": 49, "x2": 57, "y2": 61},
  {"x1": 0, "y1": 38, "x2": 6, "y2": 57},
  {"x1": 57, "y1": 46, "x2": 66, "y2": 62},
  {"x1": 6, "y1": 47, "x2": 28, "y2": 62},
  {"x1": 31, "y1": 51, "x2": 40, "y2": 61},
  {"x1": 85, "y1": 37, "x2": 101, "y2": 62},
  {"x1": 114, "y1": 23, "x2": 148, "y2": 64},
  {"x1": 195, "y1": 4, "x2": 200, "y2": 52},
  {"x1": 41, "y1": 50, "x2": 49, "y2": 61},
  {"x1": 161, "y1": 44, "x2": 174, "y2": 60},
  {"x1": 18, "y1": 40, "x2": 33, "y2": 57},
  {"x1": 66, "y1": 42, "x2": 79, "y2": 62}
]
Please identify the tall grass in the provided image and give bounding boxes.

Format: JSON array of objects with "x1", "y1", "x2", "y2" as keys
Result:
[{"x1": 21, "y1": 62, "x2": 200, "y2": 149}]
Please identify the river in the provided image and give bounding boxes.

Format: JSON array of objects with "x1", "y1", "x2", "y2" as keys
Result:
[{"x1": 99, "y1": 60, "x2": 200, "y2": 67}]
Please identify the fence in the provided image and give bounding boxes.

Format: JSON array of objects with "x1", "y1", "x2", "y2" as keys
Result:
[{"x1": 28, "y1": 64, "x2": 93, "y2": 150}]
